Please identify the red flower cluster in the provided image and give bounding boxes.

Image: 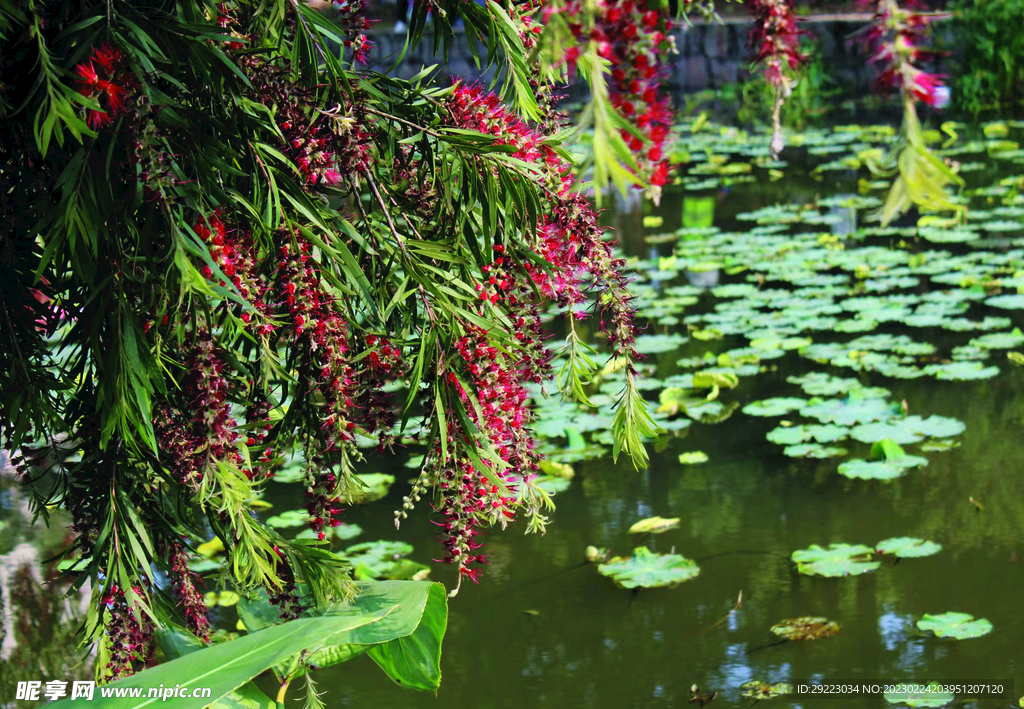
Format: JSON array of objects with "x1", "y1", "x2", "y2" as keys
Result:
[
  {"x1": 332, "y1": 0, "x2": 372, "y2": 63},
  {"x1": 448, "y1": 82, "x2": 640, "y2": 359},
  {"x1": 101, "y1": 585, "x2": 154, "y2": 680},
  {"x1": 864, "y1": 0, "x2": 948, "y2": 108},
  {"x1": 241, "y1": 56, "x2": 372, "y2": 187},
  {"x1": 414, "y1": 85, "x2": 642, "y2": 585},
  {"x1": 169, "y1": 544, "x2": 210, "y2": 642},
  {"x1": 750, "y1": 0, "x2": 805, "y2": 83},
  {"x1": 162, "y1": 204, "x2": 407, "y2": 542},
  {"x1": 153, "y1": 330, "x2": 245, "y2": 489},
  {"x1": 748, "y1": 0, "x2": 805, "y2": 156},
  {"x1": 431, "y1": 451, "x2": 498, "y2": 585},
  {"x1": 553, "y1": 0, "x2": 676, "y2": 191},
  {"x1": 74, "y1": 42, "x2": 139, "y2": 129}
]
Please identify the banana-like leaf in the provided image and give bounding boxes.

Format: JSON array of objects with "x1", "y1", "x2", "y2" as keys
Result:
[{"x1": 50, "y1": 581, "x2": 445, "y2": 709}]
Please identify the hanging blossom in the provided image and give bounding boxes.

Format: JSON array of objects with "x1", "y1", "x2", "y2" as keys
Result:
[
  {"x1": 168, "y1": 544, "x2": 210, "y2": 642},
  {"x1": 101, "y1": 585, "x2": 154, "y2": 680},
  {"x1": 239, "y1": 55, "x2": 372, "y2": 187},
  {"x1": 510, "y1": 1, "x2": 568, "y2": 135},
  {"x1": 74, "y1": 41, "x2": 140, "y2": 129},
  {"x1": 153, "y1": 330, "x2": 245, "y2": 490},
  {"x1": 447, "y1": 83, "x2": 641, "y2": 381},
  {"x1": 332, "y1": 0, "x2": 372, "y2": 63},
  {"x1": 749, "y1": 0, "x2": 805, "y2": 158},
  {"x1": 551, "y1": 0, "x2": 677, "y2": 199},
  {"x1": 863, "y1": 0, "x2": 949, "y2": 109},
  {"x1": 393, "y1": 83, "x2": 643, "y2": 590}
]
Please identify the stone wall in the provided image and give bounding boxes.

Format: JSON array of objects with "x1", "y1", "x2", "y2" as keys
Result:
[{"x1": 361, "y1": 19, "x2": 953, "y2": 97}]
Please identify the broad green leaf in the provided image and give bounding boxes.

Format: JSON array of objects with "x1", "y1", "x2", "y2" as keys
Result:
[
  {"x1": 791, "y1": 543, "x2": 880, "y2": 577},
  {"x1": 367, "y1": 582, "x2": 447, "y2": 691},
  {"x1": 916, "y1": 612, "x2": 993, "y2": 639},
  {"x1": 597, "y1": 547, "x2": 699, "y2": 589},
  {"x1": 876, "y1": 537, "x2": 942, "y2": 558},
  {"x1": 51, "y1": 581, "x2": 442, "y2": 709},
  {"x1": 628, "y1": 516, "x2": 680, "y2": 534}
]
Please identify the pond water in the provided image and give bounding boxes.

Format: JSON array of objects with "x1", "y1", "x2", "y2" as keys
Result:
[
  {"x1": 3, "y1": 119, "x2": 1024, "y2": 708},
  {"x1": 290, "y1": 120, "x2": 1024, "y2": 708}
]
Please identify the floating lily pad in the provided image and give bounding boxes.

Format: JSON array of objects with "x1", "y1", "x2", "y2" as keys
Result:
[
  {"x1": 767, "y1": 423, "x2": 849, "y2": 446},
  {"x1": 800, "y1": 395, "x2": 896, "y2": 426},
  {"x1": 742, "y1": 397, "x2": 806, "y2": 417},
  {"x1": 970, "y1": 328, "x2": 1024, "y2": 349},
  {"x1": 985, "y1": 294, "x2": 1024, "y2": 310},
  {"x1": 916, "y1": 612, "x2": 993, "y2": 639},
  {"x1": 783, "y1": 443, "x2": 848, "y2": 458},
  {"x1": 884, "y1": 683, "x2": 955, "y2": 707},
  {"x1": 678, "y1": 451, "x2": 709, "y2": 465},
  {"x1": 791, "y1": 543, "x2": 880, "y2": 577},
  {"x1": 344, "y1": 540, "x2": 428, "y2": 581},
  {"x1": 876, "y1": 537, "x2": 942, "y2": 558},
  {"x1": 838, "y1": 459, "x2": 905, "y2": 480},
  {"x1": 266, "y1": 509, "x2": 308, "y2": 529},
  {"x1": 597, "y1": 547, "x2": 700, "y2": 589},
  {"x1": 770, "y1": 616, "x2": 841, "y2": 641},
  {"x1": 343, "y1": 473, "x2": 395, "y2": 503},
  {"x1": 850, "y1": 416, "x2": 966, "y2": 444},
  {"x1": 923, "y1": 362, "x2": 1000, "y2": 381},
  {"x1": 633, "y1": 333, "x2": 689, "y2": 354},
  {"x1": 740, "y1": 681, "x2": 793, "y2": 699},
  {"x1": 692, "y1": 371, "x2": 739, "y2": 389},
  {"x1": 628, "y1": 516, "x2": 681, "y2": 534}
]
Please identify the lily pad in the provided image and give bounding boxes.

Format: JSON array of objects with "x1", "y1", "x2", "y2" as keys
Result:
[
  {"x1": 838, "y1": 459, "x2": 905, "y2": 480},
  {"x1": 628, "y1": 516, "x2": 681, "y2": 534},
  {"x1": 597, "y1": 547, "x2": 700, "y2": 589},
  {"x1": 923, "y1": 362, "x2": 1000, "y2": 381},
  {"x1": 742, "y1": 397, "x2": 806, "y2": 417},
  {"x1": 740, "y1": 681, "x2": 793, "y2": 699},
  {"x1": 633, "y1": 333, "x2": 689, "y2": 354},
  {"x1": 985, "y1": 294, "x2": 1024, "y2": 310},
  {"x1": 850, "y1": 416, "x2": 965, "y2": 444},
  {"x1": 345, "y1": 473, "x2": 396, "y2": 503},
  {"x1": 344, "y1": 540, "x2": 428, "y2": 581},
  {"x1": 916, "y1": 612, "x2": 993, "y2": 639},
  {"x1": 884, "y1": 683, "x2": 955, "y2": 707},
  {"x1": 266, "y1": 509, "x2": 308, "y2": 529},
  {"x1": 767, "y1": 423, "x2": 849, "y2": 446},
  {"x1": 791, "y1": 543, "x2": 881, "y2": 577},
  {"x1": 876, "y1": 537, "x2": 942, "y2": 558},
  {"x1": 970, "y1": 327, "x2": 1024, "y2": 349},
  {"x1": 783, "y1": 443, "x2": 847, "y2": 458},
  {"x1": 678, "y1": 451, "x2": 709, "y2": 465},
  {"x1": 770, "y1": 616, "x2": 841, "y2": 641}
]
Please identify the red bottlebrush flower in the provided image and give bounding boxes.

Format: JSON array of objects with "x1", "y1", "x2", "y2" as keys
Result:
[
  {"x1": 75, "y1": 61, "x2": 99, "y2": 87},
  {"x1": 169, "y1": 544, "x2": 211, "y2": 642},
  {"x1": 428, "y1": 84, "x2": 646, "y2": 586},
  {"x1": 911, "y1": 70, "x2": 947, "y2": 108},
  {"x1": 74, "y1": 41, "x2": 138, "y2": 129},
  {"x1": 102, "y1": 586, "x2": 155, "y2": 680},
  {"x1": 93, "y1": 42, "x2": 123, "y2": 73},
  {"x1": 864, "y1": 0, "x2": 945, "y2": 109},
  {"x1": 748, "y1": 0, "x2": 805, "y2": 157}
]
